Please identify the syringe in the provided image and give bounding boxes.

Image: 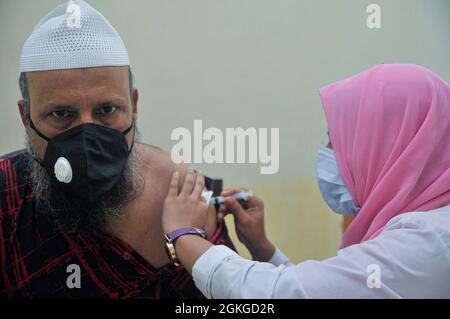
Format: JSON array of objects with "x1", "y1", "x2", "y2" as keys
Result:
[{"x1": 201, "y1": 190, "x2": 253, "y2": 206}]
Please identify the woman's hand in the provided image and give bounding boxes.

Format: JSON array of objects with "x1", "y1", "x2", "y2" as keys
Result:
[
  {"x1": 162, "y1": 171, "x2": 210, "y2": 234},
  {"x1": 218, "y1": 188, "x2": 275, "y2": 262}
]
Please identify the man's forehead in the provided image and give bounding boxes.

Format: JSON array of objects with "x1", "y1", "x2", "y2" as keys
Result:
[
  {"x1": 27, "y1": 66, "x2": 129, "y2": 84},
  {"x1": 26, "y1": 66, "x2": 130, "y2": 106}
]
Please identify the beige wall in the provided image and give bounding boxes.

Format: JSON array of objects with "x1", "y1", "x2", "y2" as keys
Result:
[{"x1": 1, "y1": 0, "x2": 449, "y2": 262}]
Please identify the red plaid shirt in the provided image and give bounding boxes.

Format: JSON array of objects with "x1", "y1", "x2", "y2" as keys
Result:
[{"x1": 0, "y1": 150, "x2": 235, "y2": 298}]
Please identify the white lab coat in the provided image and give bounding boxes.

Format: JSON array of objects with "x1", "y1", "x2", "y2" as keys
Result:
[{"x1": 193, "y1": 204, "x2": 450, "y2": 298}]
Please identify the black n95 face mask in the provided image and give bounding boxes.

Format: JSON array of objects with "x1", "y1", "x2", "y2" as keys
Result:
[{"x1": 29, "y1": 119, "x2": 134, "y2": 203}]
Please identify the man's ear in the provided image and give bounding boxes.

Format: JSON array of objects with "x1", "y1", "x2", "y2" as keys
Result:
[
  {"x1": 132, "y1": 88, "x2": 138, "y2": 120},
  {"x1": 18, "y1": 99, "x2": 29, "y2": 128}
]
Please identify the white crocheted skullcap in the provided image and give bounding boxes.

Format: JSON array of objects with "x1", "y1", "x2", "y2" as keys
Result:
[{"x1": 20, "y1": 0, "x2": 129, "y2": 72}]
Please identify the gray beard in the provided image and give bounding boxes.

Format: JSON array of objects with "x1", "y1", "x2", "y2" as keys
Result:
[{"x1": 25, "y1": 131, "x2": 144, "y2": 235}]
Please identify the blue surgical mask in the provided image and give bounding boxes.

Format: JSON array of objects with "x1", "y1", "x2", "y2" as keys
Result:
[{"x1": 316, "y1": 145, "x2": 360, "y2": 216}]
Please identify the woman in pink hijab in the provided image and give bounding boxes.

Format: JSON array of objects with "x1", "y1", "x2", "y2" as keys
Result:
[{"x1": 161, "y1": 64, "x2": 450, "y2": 298}]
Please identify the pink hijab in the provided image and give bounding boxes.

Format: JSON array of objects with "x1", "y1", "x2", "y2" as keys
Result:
[{"x1": 319, "y1": 64, "x2": 450, "y2": 249}]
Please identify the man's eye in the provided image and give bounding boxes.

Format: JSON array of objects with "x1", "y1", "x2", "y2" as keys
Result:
[
  {"x1": 51, "y1": 110, "x2": 71, "y2": 119},
  {"x1": 97, "y1": 105, "x2": 117, "y2": 115}
]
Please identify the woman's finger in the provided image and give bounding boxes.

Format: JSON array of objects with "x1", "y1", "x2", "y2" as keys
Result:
[
  {"x1": 221, "y1": 188, "x2": 244, "y2": 196},
  {"x1": 217, "y1": 204, "x2": 229, "y2": 223},
  {"x1": 180, "y1": 171, "x2": 195, "y2": 196},
  {"x1": 246, "y1": 194, "x2": 262, "y2": 208},
  {"x1": 192, "y1": 174, "x2": 205, "y2": 199},
  {"x1": 224, "y1": 197, "x2": 249, "y2": 223},
  {"x1": 168, "y1": 171, "x2": 179, "y2": 198}
]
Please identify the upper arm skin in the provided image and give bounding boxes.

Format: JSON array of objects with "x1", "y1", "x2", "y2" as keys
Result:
[{"x1": 138, "y1": 144, "x2": 217, "y2": 237}]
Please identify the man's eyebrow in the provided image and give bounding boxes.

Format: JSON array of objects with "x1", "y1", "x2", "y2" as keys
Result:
[
  {"x1": 42, "y1": 99, "x2": 128, "y2": 110},
  {"x1": 42, "y1": 104, "x2": 77, "y2": 110},
  {"x1": 94, "y1": 99, "x2": 128, "y2": 107}
]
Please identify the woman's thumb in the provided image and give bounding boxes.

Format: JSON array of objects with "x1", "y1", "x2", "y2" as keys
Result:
[{"x1": 224, "y1": 198, "x2": 249, "y2": 223}]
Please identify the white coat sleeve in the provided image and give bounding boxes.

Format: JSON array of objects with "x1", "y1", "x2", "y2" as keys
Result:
[{"x1": 192, "y1": 214, "x2": 450, "y2": 299}]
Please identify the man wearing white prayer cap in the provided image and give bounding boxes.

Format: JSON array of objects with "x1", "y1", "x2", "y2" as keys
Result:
[{"x1": 0, "y1": 0, "x2": 235, "y2": 298}]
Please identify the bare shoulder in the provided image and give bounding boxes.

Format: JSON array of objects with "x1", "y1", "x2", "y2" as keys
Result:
[
  {"x1": 125, "y1": 143, "x2": 217, "y2": 239},
  {"x1": 135, "y1": 143, "x2": 191, "y2": 193},
  {"x1": 137, "y1": 142, "x2": 190, "y2": 174}
]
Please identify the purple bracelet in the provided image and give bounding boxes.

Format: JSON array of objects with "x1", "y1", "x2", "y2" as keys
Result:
[{"x1": 165, "y1": 227, "x2": 207, "y2": 244}]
